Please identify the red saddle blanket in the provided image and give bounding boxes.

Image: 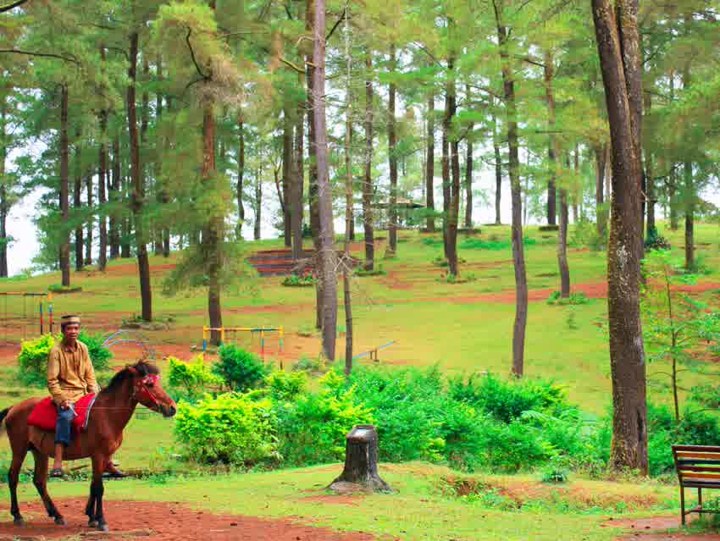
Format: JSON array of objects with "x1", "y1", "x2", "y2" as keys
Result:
[{"x1": 27, "y1": 394, "x2": 96, "y2": 433}]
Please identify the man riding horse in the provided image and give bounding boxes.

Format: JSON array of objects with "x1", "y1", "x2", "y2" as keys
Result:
[{"x1": 48, "y1": 315, "x2": 124, "y2": 478}]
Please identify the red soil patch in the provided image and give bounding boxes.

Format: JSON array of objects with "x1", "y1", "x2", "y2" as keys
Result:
[
  {"x1": 0, "y1": 498, "x2": 374, "y2": 541},
  {"x1": 604, "y1": 515, "x2": 720, "y2": 540},
  {"x1": 0, "y1": 341, "x2": 20, "y2": 367},
  {"x1": 381, "y1": 271, "x2": 414, "y2": 291},
  {"x1": 302, "y1": 495, "x2": 364, "y2": 506}
]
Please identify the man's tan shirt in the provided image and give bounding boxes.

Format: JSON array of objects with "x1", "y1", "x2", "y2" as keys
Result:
[{"x1": 47, "y1": 341, "x2": 99, "y2": 404}]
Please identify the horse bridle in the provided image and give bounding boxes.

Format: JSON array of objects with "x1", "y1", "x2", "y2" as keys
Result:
[{"x1": 132, "y1": 374, "x2": 161, "y2": 411}]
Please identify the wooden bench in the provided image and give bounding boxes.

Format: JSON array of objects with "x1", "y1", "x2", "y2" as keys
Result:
[{"x1": 672, "y1": 445, "x2": 720, "y2": 525}]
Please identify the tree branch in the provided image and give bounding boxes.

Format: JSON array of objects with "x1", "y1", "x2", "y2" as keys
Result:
[
  {"x1": 326, "y1": 7, "x2": 347, "y2": 42},
  {"x1": 280, "y1": 57, "x2": 305, "y2": 74},
  {"x1": 0, "y1": 48, "x2": 79, "y2": 64},
  {"x1": 185, "y1": 27, "x2": 210, "y2": 81},
  {"x1": 0, "y1": 0, "x2": 28, "y2": 14}
]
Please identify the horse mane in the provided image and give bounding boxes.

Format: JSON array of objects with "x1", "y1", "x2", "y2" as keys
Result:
[{"x1": 100, "y1": 360, "x2": 159, "y2": 396}]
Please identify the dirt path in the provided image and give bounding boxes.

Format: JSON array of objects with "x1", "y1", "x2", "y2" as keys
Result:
[{"x1": 0, "y1": 498, "x2": 375, "y2": 540}]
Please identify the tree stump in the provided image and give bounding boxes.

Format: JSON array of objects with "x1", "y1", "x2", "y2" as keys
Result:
[{"x1": 329, "y1": 425, "x2": 391, "y2": 493}]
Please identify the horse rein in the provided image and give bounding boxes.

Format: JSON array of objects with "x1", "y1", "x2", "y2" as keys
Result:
[{"x1": 131, "y1": 374, "x2": 162, "y2": 411}]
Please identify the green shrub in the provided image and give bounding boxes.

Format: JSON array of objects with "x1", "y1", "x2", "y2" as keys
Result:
[
  {"x1": 449, "y1": 373, "x2": 568, "y2": 423},
  {"x1": 276, "y1": 371, "x2": 373, "y2": 466},
  {"x1": 644, "y1": 228, "x2": 671, "y2": 251},
  {"x1": 459, "y1": 237, "x2": 536, "y2": 251},
  {"x1": 17, "y1": 332, "x2": 112, "y2": 387},
  {"x1": 174, "y1": 393, "x2": 278, "y2": 466},
  {"x1": 79, "y1": 331, "x2": 113, "y2": 370},
  {"x1": 18, "y1": 334, "x2": 56, "y2": 387},
  {"x1": 212, "y1": 345, "x2": 269, "y2": 392},
  {"x1": 282, "y1": 273, "x2": 315, "y2": 287},
  {"x1": 265, "y1": 370, "x2": 307, "y2": 401},
  {"x1": 546, "y1": 291, "x2": 589, "y2": 306},
  {"x1": 48, "y1": 284, "x2": 82, "y2": 294},
  {"x1": 167, "y1": 355, "x2": 223, "y2": 402},
  {"x1": 292, "y1": 355, "x2": 326, "y2": 374}
]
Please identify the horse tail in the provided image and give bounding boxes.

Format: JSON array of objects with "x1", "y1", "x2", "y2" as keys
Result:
[{"x1": 0, "y1": 407, "x2": 9, "y2": 432}]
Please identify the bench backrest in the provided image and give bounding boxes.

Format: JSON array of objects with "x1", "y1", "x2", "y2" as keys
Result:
[{"x1": 673, "y1": 445, "x2": 720, "y2": 486}]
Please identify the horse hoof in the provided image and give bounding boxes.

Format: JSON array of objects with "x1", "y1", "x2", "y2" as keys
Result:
[
  {"x1": 13, "y1": 518, "x2": 24, "y2": 527},
  {"x1": 97, "y1": 523, "x2": 109, "y2": 532},
  {"x1": 55, "y1": 516, "x2": 66, "y2": 526},
  {"x1": 88, "y1": 519, "x2": 98, "y2": 528}
]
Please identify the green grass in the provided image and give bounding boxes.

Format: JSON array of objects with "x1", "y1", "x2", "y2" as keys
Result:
[{"x1": 0, "y1": 463, "x2": 680, "y2": 540}]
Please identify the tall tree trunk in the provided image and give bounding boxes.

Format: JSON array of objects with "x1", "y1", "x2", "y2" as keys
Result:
[
  {"x1": 362, "y1": 51, "x2": 375, "y2": 271},
  {"x1": 387, "y1": 43, "x2": 398, "y2": 255},
  {"x1": 425, "y1": 94, "x2": 435, "y2": 232},
  {"x1": 595, "y1": 143, "x2": 608, "y2": 239},
  {"x1": 592, "y1": 0, "x2": 647, "y2": 474},
  {"x1": 544, "y1": 50, "x2": 570, "y2": 298},
  {"x1": 109, "y1": 135, "x2": 121, "y2": 259},
  {"x1": 447, "y1": 57, "x2": 460, "y2": 277},
  {"x1": 306, "y1": 0, "x2": 322, "y2": 330},
  {"x1": 441, "y1": 80, "x2": 451, "y2": 261},
  {"x1": 313, "y1": 0, "x2": 338, "y2": 360},
  {"x1": 343, "y1": 15, "x2": 354, "y2": 373},
  {"x1": 293, "y1": 101, "x2": 305, "y2": 254},
  {"x1": 282, "y1": 105, "x2": 292, "y2": 248},
  {"x1": 684, "y1": 161, "x2": 694, "y2": 271},
  {"x1": 73, "y1": 141, "x2": 83, "y2": 272},
  {"x1": 493, "y1": 113, "x2": 502, "y2": 226},
  {"x1": 464, "y1": 85, "x2": 473, "y2": 229},
  {"x1": 254, "y1": 174, "x2": 261, "y2": 241},
  {"x1": 84, "y1": 173, "x2": 92, "y2": 266},
  {"x1": 98, "y1": 106, "x2": 108, "y2": 271},
  {"x1": 0, "y1": 99, "x2": 8, "y2": 277},
  {"x1": 237, "y1": 114, "x2": 245, "y2": 236},
  {"x1": 128, "y1": 30, "x2": 152, "y2": 321},
  {"x1": 59, "y1": 84, "x2": 71, "y2": 286},
  {"x1": 495, "y1": 5, "x2": 528, "y2": 376}
]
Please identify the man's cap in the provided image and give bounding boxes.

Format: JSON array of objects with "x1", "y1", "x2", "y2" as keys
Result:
[{"x1": 60, "y1": 315, "x2": 81, "y2": 325}]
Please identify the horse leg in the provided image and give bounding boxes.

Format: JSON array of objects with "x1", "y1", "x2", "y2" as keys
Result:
[
  {"x1": 8, "y1": 446, "x2": 28, "y2": 526},
  {"x1": 88, "y1": 455, "x2": 108, "y2": 532},
  {"x1": 31, "y1": 450, "x2": 64, "y2": 525}
]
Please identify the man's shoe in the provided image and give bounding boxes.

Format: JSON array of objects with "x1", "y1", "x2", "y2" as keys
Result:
[
  {"x1": 49, "y1": 468, "x2": 65, "y2": 478},
  {"x1": 103, "y1": 464, "x2": 127, "y2": 478}
]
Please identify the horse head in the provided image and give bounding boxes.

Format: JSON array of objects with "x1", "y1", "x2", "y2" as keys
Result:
[{"x1": 124, "y1": 361, "x2": 177, "y2": 418}]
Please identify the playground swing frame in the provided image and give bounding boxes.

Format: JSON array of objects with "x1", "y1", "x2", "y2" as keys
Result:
[
  {"x1": 202, "y1": 326, "x2": 284, "y2": 360},
  {"x1": 0, "y1": 292, "x2": 54, "y2": 338}
]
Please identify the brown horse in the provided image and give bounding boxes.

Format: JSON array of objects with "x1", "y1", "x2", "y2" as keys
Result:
[{"x1": 0, "y1": 360, "x2": 176, "y2": 532}]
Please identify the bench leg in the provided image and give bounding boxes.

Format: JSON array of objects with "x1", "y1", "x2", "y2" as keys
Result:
[
  {"x1": 681, "y1": 486, "x2": 686, "y2": 526},
  {"x1": 698, "y1": 487, "x2": 703, "y2": 511}
]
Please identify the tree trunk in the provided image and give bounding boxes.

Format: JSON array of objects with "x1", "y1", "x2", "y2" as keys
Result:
[
  {"x1": 73, "y1": 140, "x2": 84, "y2": 272},
  {"x1": 0, "y1": 99, "x2": 8, "y2": 277},
  {"x1": 293, "y1": 101, "x2": 305, "y2": 255},
  {"x1": 493, "y1": 112, "x2": 502, "y2": 225},
  {"x1": 109, "y1": 135, "x2": 120, "y2": 259},
  {"x1": 643, "y1": 93, "x2": 655, "y2": 238},
  {"x1": 362, "y1": 51, "x2": 375, "y2": 271},
  {"x1": 329, "y1": 426, "x2": 390, "y2": 493},
  {"x1": 254, "y1": 175, "x2": 261, "y2": 241},
  {"x1": 98, "y1": 106, "x2": 108, "y2": 271},
  {"x1": 127, "y1": 30, "x2": 152, "y2": 322},
  {"x1": 425, "y1": 94, "x2": 435, "y2": 232},
  {"x1": 446, "y1": 57, "x2": 460, "y2": 277},
  {"x1": 544, "y1": 50, "x2": 570, "y2": 298},
  {"x1": 84, "y1": 173, "x2": 92, "y2": 266},
  {"x1": 441, "y1": 80, "x2": 451, "y2": 261},
  {"x1": 387, "y1": 43, "x2": 398, "y2": 255},
  {"x1": 307, "y1": 0, "x2": 322, "y2": 331},
  {"x1": 592, "y1": 0, "x2": 647, "y2": 474},
  {"x1": 464, "y1": 85, "x2": 473, "y2": 229},
  {"x1": 290, "y1": 106, "x2": 304, "y2": 260},
  {"x1": 282, "y1": 105, "x2": 293, "y2": 248},
  {"x1": 313, "y1": 0, "x2": 338, "y2": 361},
  {"x1": 495, "y1": 8, "x2": 528, "y2": 377},
  {"x1": 684, "y1": 161, "x2": 694, "y2": 271},
  {"x1": 59, "y1": 84, "x2": 71, "y2": 286},
  {"x1": 237, "y1": 114, "x2": 245, "y2": 236},
  {"x1": 595, "y1": 143, "x2": 608, "y2": 239}
]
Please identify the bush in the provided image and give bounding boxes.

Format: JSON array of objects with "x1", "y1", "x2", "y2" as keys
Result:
[
  {"x1": 459, "y1": 237, "x2": 536, "y2": 251},
  {"x1": 644, "y1": 227, "x2": 671, "y2": 251},
  {"x1": 17, "y1": 332, "x2": 112, "y2": 386},
  {"x1": 265, "y1": 370, "x2": 307, "y2": 401},
  {"x1": 18, "y1": 334, "x2": 56, "y2": 387},
  {"x1": 79, "y1": 331, "x2": 113, "y2": 371},
  {"x1": 167, "y1": 355, "x2": 223, "y2": 402},
  {"x1": 174, "y1": 393, "x2": 278, "y2": 466},
  {"x1": 282, "y1": 273, "x2": 315, "y2": 287},
  {"x1": 546, "y1": 291, "x2": 589, "y2": 306},
  {"x1": 212, "y1": 345, "x2": 269, "y2": 392},
  {"x1": 276, "y1": 371, "x2": 373, "y2": 466}
]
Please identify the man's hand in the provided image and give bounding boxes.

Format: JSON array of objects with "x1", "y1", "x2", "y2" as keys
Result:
[{"x1": 60, "y1": 400, "x2": 71, "y2": 410}]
